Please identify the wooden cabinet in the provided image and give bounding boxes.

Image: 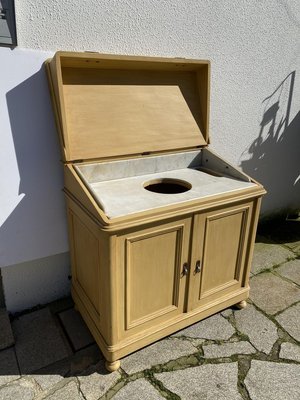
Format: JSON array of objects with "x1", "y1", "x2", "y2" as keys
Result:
[
  {"x1": 67, "y1": 199, "x2": 259, "y2": 371},
  {"x1": 46, "y1": 51, "x2": 265, "y2": 371}
]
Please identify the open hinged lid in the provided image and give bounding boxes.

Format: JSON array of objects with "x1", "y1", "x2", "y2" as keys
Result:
[{"x1": 46, "y1": 51, "x2": 210, "y2": 162}]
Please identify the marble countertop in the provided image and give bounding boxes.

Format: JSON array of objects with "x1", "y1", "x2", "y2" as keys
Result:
[{"x1": 88, "y1": 167, "x2": 256, "y2": 219}]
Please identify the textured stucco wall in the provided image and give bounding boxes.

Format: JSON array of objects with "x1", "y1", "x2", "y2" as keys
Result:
[
  {"x1": 14, "y1": 0, "x2": 300, "y2": 213},
  {"x1": 1, "y1": 0, "x2": 300, "y2": 311}
]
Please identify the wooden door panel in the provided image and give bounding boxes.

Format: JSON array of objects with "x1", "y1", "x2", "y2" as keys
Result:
[
  {"x1": 118, "y1": 219, "x2": 191, "y2": 337},
  {"x1": 189, "y1": 203, "x2": 252, "y2": 309},
  {"x1": 200, "y1": 210, "x2": 245, "y2": 297}
]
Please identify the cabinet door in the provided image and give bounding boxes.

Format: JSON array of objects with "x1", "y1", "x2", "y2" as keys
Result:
[
  {"x1": 188, "y1": 203, "x2": 253, "y2": 310},
  {"x1": 117, "y1": 218, "x2": 191, "y2": 338}
]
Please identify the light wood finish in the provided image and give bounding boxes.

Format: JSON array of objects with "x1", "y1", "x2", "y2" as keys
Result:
[
  {"x1": 45, "y1": 51, "x2": 266, "y2": 371},
  {"x1": 117, "y1": 218, "x2": 191, "y2": 340},
  {"x1": 235, "y1": 300, "x2": 248, "y2": 309},
  {"x1": 105, "y1": 360, "x2": 120, "y2": 372},
  {"x1": 66, "y1": 196, "x2": 260, "y2": 365},
  {"x1": 46, "y1": 52, "x2": 210, "y2": 162},
  {"x1": 188, "y1": 202, "x2": 252, "y2": 311}
]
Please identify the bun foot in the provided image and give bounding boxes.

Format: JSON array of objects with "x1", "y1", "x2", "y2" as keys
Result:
[
  {"x1": 235, "y1": 300, "x2": 247, "y2": 309},
  {"x1": 105, "y1": 360, "x2": 120, "y2": 372}
]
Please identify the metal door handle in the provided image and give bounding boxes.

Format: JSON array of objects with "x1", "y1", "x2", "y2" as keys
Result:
[
  {"x1": 195, "y1": 260, "x2": 201, "y2": 273},
  {"x1": 182, "y1": 263, "x2": 189, "y2": 276}
]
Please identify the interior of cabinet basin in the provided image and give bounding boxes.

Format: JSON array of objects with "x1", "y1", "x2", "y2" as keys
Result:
[
  {"x1": 143, "y1": 178, "x2": 192, "y2": 194},
  {"x1": 75, "y1": 149, "x2": 256, "y2": 219}
]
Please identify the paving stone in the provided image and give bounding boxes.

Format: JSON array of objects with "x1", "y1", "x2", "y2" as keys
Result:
[
  {"x1": 0, "y1": 347, "x2": 20, "y2": 386},
  {"x1": 35, "y1": 343, "x2": 102, "y2": 377},
  {"x1": 78, "y1": 360, "x2": 120, "y2": 400},
  {"x1": 172, "y1": 313, "x2": 235, "y2": 340},
  {"x1": 203, "y1": 341, "x2": 256, "y2": 358},
  {"x1": 245, "y1": 360, "x2": 300, "y2": 400},
  {"x1": 276, "y1": 302, "x2": 300, "y2": 341},
  {"x1": 48, "y1": 297, "x2": 74, "y2": 315},
  {"x1": 58, "y1": 308, "x2": 94, "y2": 351},
  {"x1": 287, "y1": 242, "x2": 300, "y2": 254},
  {"x1": 234, "y1": 304, "x2": 277, "y2": 354},
  {"x1": 113, "y1": 379, "x2": 164, "y2": 400},
  {"x1": 276, "y1": 259, "x2": 300, "y2": 285},
  {"x1": 0, "y1": 379, "x2": 35, "y2": 400},
  {"x1": 280, "y1": 342, "x2": 300, "y2": 362},
  {"x1": 12, "y1": 308, "x2": 70, "y2": 374},
  {"x1": 0, "y1": 308, "x2": 14, "y2": 350},
  {"x1": 121, "y1": 338, "x2": 196, "y2": 374},
  {"x1": 155, "y1": 363, "x2": 242, "y2": 400},
  {"x1": 190, "y1": 338, "x2": 206, "y2": 347},
  {"x1": 250, "y1": 272, "x2": 300, "y2": 314},
  {"x1": 33, "y1": 374, "x2": 64, "y2": 391},
  {"x1": 251, "y1": 242, "x2": 294, "y2": 274},
  {"x1": 221, "y1": 308, "x2": 233, "y2": 318},
  {"x1": 42, "y1": 380, "x2": 84, "y2": 400}
]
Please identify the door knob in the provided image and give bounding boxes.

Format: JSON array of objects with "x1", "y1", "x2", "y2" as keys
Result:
[
  {"x1": 195, "y1": 260, "x2": 201, "y2": 273},
  {"x1": 182, "y1": 263, "x2": 189, "y2": 276}
]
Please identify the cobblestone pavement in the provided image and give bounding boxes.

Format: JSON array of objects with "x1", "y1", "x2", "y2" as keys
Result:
[{"x1": 0, "y1": 219, "x2": 299, "y2": 399}]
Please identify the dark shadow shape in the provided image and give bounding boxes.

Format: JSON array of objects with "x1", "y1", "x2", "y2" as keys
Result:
[
  {"x1": 1, "y1": 299, "x2": 108, "y2": 379},
  {"x1": 240, "y1": 71, "x2": 300, "y2": 216},
  {"x1": 1, "y1": 66, "x2": 69, "y2": 269},
  {"x1": 257, "y1": 218, "x2": 300, "y2": 247}
]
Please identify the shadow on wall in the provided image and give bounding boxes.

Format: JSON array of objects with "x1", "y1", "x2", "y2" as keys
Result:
[
  {"x1": 240, "y1": 71, "x2": 300, "y2": 216},
  {"x1": 1, "y1": 66, "x2": 69, "y2": 268}
]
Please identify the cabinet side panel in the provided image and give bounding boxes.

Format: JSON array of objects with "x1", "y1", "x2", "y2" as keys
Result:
[
  {"x1": 125, "y1": 226, "x2": 183, "y2": 330},
  {"x1": 71, "y1": 213, "x2": 100, "y2": 315}
]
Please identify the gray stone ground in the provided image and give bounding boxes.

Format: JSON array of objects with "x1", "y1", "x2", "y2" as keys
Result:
[{"x1": 0, "y1": 219, "x2": 299, "y2": 399}]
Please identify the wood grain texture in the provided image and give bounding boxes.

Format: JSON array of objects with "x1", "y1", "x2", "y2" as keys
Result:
[{"x1": 46, "y1": 52, "x2": 210, "y2": 162}]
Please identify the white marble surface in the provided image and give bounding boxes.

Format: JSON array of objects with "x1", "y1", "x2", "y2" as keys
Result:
[
  {"x1": 76, "y1": 151, "x2": 202, "y2": 183},
  {"x1": 89, "y1": 168, "x2": 255, "y2": 219}
]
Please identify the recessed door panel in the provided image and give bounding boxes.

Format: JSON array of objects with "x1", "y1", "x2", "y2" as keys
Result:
[
  {"x1": 189, "y1": 203, "x2": 252, "y2": 310},
  {"x1": 119, "y1": 219, "x2": 191, "y2": 336},
  {"x1": 201, "y1": 211, "x2": 244, "y2": 296}
]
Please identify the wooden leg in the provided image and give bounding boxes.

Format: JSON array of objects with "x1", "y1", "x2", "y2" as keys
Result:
[
  {"x1": 105, "y1": 360, "x2": 120, "y2": 372},
  {"x1": 235, "y1": 300, "x2": 247, "y2": 309}
]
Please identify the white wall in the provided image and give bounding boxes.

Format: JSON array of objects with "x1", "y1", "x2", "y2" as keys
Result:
[
  {"x1": 14, "y1": 0, "x2": 300, "y2": 214},
  {"x1": 0, "y1": 47, "x2": 70, "y2": 311},
  {"x1": 0, "y1": 47, "x2": 69, "y2": 267},
  {"x1": 1, "y1": 0, "x2": 300, "y2": 311}
]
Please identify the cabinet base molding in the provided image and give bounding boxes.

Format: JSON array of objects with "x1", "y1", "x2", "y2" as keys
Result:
[{"x1": 72, "y1": 285, "x2": 248, "y2": 370}]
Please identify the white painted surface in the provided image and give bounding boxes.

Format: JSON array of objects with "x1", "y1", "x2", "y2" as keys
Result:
[
  {"x1": 13, "y1": 0, "x2": 300, "y2": 214},
  {"x1": 1, "y1": 252, "x2": 70, "y2": 313},
  {"x1": 1, "y1": 1, "x2": 300, "y2": 310},
  {"x1": 0, "y1": 47, "x2": 68, "y2": 268}
]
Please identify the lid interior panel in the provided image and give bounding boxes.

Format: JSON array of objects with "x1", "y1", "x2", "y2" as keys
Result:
[{"x1": 58, "y1": 55, "x2": 209, "y2": 161}]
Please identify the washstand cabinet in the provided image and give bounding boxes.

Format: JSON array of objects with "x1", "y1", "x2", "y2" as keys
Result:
[{"x1": 46, "y1": 52, "x2": 265, "y2": 372}]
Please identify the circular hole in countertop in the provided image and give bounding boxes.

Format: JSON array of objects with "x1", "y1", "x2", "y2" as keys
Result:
[{"x1": 143, "y1": 178, "x2": 192, "y2": 194}]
